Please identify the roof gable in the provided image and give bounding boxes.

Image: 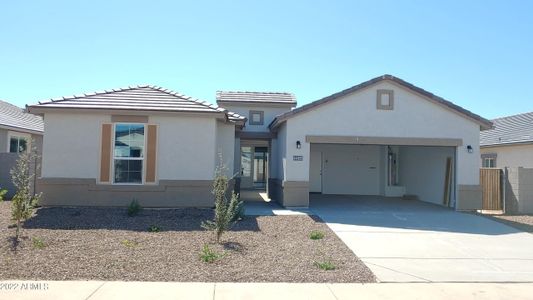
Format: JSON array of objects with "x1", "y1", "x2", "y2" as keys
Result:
[
  {"x1": 27, "y1": 85, "x2": 246, "y2": 123},
  {"x1": 269, "y1": 75, "x2": 492, "y2": 130},
  {"x1": 0, "y1": 100, "x2": 43, "y2": 133},
  {"x1": 480, "y1": 111, "x2": 533, "y2": 146}
]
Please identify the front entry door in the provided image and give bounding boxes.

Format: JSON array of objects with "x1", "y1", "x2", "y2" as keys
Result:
[
  {"x1": 253, "y1": 147, "x2": 268, "y2": 189},
  {"x1": 240, "y1": 145, "x2": 268, "y2": 190}
]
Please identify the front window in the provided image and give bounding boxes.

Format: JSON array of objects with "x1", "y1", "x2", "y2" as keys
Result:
[
  {"x1": 114, "y1": 123, "x2": 145, "y2": 183},
  {"x1": 8, "y1": 134, "x2": 28, "y2": 153}
]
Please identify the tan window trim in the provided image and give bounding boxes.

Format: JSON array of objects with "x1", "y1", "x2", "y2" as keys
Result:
[{"x1": 377, "y1": 89, "x2": 394, "y2": 110}]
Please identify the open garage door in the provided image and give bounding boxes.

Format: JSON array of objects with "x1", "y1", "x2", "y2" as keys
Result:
[{"x1": 309, "y1": 143, "x2": 456, "y2": 207}]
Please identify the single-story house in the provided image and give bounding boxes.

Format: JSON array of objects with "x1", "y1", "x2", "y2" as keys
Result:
[
  {"x1": 27, "y1": 75, "x2": 492, "y2": 210},
  {"x1": 480, "y1": 112, "x2": 533, "y2": 168},
  {"x1": 0, "y1": 100, "x2": 44, "y2": 198},
  {"x1": 480, "y1": 112, "x2": 533, "y2": 213}
]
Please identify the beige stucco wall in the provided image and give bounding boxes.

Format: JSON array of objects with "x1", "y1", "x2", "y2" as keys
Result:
[
  {"x1": 220, "y1": 103, "x2": 292, "y2": 132},
  {"x1": 42, "y1": 112, "x2": 108, "y2": 178},
  {"x1": 481, "y1": 144, "x2": 533, "y2": 168},
  {"x1": 42, "y1": 112, "x2": 219, "y2": 181},
  {"x1": 151, "y1": 114, "x2": 218, "y2": 180},
  {"x1": 38, "y1": 111, "x2": 236, "y2": 206},
  {"x1": 215, "y1": 120, "x2": 236, "y2": 177}
]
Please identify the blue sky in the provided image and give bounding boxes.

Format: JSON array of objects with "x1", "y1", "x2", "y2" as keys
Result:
[{"x1": 1, "y1": 0, "x2": 532, "y2": 119}]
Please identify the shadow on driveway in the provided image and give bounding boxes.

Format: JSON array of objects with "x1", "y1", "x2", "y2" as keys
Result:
[{"x1": 309, "y1": 194, "x2": 520, "y2": 235}]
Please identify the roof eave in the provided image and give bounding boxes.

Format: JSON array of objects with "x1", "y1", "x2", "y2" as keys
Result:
[
  {"x1": 217, "y1": 100, "x2": 297, "y2": 106},
  {"x1": 481, "y1": 140, "x2": 533, "y2": 148},
  {"x1": 0, "y1": 124, "x2": 43, "y2": 135},
  {"x1": 27, "y1": 105, "x2": 227, "y2": 118}
]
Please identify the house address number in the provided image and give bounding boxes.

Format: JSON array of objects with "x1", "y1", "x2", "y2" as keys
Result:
[{"x1": 293, "y1": 155, "x2": 303, "y2": 161}]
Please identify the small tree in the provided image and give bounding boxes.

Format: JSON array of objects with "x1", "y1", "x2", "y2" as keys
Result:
[
  {"x1": 10, "y1": 141, "x2": 41, "y2": 242},
  {"x1": 201, "y1": 155, "x2": 243, "y2": 243}
]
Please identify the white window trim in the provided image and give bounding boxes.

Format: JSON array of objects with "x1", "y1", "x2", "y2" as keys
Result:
[
  {"x1": 7, "y1": 131, "x2": 31, "y2": 153},
  {"x1": 112, "y1": 123, "x2": 146, "y2": 185},
  {"x1": 483, "y1": 157, "x2": 496, "y2": 168}
]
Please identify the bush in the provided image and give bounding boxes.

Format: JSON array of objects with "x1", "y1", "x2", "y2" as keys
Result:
[
  {"x1": 0, "y1": 188, "x2": 6, "y2": 201},
  {"x1": 148, "y1": 225, "x2": 161, "y2": 232},
  {"x1": 199, "y1": 244, "x2": 225, "y2": 263},
  {"x1": 309, "y1": 230, "x2": 325, "y2": 240},
  {"x1": 10, "y1": 141, "x2": 41, "y2": 242},
  {"x1": 121, "y1": 239, "x2": 139, "y2": 248},
  {"x1": 127, "y1": 199, "x2": 141, "y2": 217},
  {"x1": 232, "y1": 200, "x2": 245, "y2": 222},
  {"x1": 314, "y1": 260, "x2": 336, "y2": 271},
  {"x1": 32, "y1": 237, "x2": 46, "y2": 249},
  {"x1": 201, "y1": 154, "x2": 244, "y2": 243}
]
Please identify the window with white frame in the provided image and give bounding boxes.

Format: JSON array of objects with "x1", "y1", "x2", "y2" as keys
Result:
[
  {"x1": 8, "y1": 132, "x2": 29, "y2": 153},
  {"x1": 113, "y1": 123, "x2": 145, "y2": 184},
  {"x1": 482, "y1": 157, "x2": 496, "y2": 168}
]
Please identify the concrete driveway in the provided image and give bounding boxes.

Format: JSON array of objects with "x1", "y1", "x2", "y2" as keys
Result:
[{"x1": 310, "y1": 194, "x2": 533, "y2": 282}]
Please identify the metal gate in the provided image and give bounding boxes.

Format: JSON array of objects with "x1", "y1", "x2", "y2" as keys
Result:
[{"x1": 479, "y1": 168, "x2": 503, "y2": 210}]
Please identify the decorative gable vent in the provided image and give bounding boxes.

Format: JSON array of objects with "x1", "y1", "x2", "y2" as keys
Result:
[{"x1": 377, "y1": 89, "x2": 394, "y2": 110}]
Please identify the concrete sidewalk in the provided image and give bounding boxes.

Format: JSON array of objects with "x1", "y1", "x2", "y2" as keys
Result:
[{"x1": 1, "y1": 281, "x2": 532, "y2": 300}]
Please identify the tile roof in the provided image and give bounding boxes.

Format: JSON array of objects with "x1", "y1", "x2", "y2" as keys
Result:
[
  {"x1": 216, "y1": 91, "x2": 296, "y2": 105},
  {"x1": 0, "y1": 100, "x2": 43, "y2": 133},
  {"x1": 270, "y1": 74, "x2": 492, "y2": 130},
  {"x1": 27, "y1": 85, "x2": 246, "y2": 122},
  {"x1": 480, "y1": 111, "x2": 533, "y2": 146}
]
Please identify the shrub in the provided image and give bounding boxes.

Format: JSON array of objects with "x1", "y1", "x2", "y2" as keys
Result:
[
  {"x1": 199, "y1": 244, "x2": 225, "y2": 263},
  {"x1": 309, "y1": 230, "x2": 325, "y2": 240},
  {"x1": 201, "y1": 154, "x2": 243, "y2": 243},
  {"x1": 10, "y1": 141, "x2": 41, "y2": 242},
  {"x1": 232, "y1": 200, "x2": 245, "y2": 222},
  {"x1": 127, "y1": 199, "x2": 141, "y2": 217},
  {"x1": 121, "y1": 239, "x2": 139, "y2": 248},
  {"x1": 314, "y1": 260, "x2": 336, "y2": 271},
  {"x1": 32, "y1": 237, "x2": 46, "y2": 249},
  {"x1": 148, "y1": 225, "x2": 161, "y2": 232},
  {"x1": 0, "y1": 188, "x2": 6, "y2": 201}
]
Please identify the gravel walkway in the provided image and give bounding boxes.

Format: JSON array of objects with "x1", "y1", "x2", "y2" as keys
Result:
[
  {"x1": 0, "y1": 202, "x2": 375, "y2": 282},
  {"x1": 485, "y1": 214, "x2": 533, "y2": 233}
]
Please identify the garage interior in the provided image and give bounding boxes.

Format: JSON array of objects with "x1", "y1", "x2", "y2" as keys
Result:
[{"x1": 309, "y1": 143, "x2": 456, "y2": 207}]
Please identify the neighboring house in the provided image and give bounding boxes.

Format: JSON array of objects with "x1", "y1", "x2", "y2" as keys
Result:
[
  {"x1": 27, "y1": 75, "x2": 492, "y2": 210},
  {"x1": 0, "y1": 100, "x2": 44, "y2": 198},
  {"x1": 480, "y1": 112, "x2": 533, "y2": 213},
  {"x1": 480, "y1": 112, "x2": 533, "y2": 168}
]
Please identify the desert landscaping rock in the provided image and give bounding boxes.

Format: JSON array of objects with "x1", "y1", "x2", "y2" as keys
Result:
[{"x1": 0, "y1": 202, "x2": 375, "y2": 283}]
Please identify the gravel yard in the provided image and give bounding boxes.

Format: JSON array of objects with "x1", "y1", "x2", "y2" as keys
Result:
[
  {"x1": 485, "y1": 214, "x2": 533, "y2": 233},
  {"x1": 0, "y1": 202, "x2": 375, "y2": 282}
]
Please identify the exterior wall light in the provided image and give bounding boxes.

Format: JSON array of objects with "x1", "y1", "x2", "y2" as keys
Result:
[
  {"x1": 467, "y1": 145, "x2": 473, "y2": 153},
  {"x1": 296, "y1": 141, "x2": 301, "y2": 149}
]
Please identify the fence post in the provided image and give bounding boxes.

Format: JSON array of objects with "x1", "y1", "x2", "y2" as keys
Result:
[{"x1": 502, "y1": 167, "x2": 507, "y2": 214}]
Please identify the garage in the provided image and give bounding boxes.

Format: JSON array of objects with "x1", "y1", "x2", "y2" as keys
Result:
[
  {"x1": 267, "y1": 75, "x2": 492, "y2": 209},
  {"x1": 309, "y1": 143, "x2": 456, "y2": 207}
]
